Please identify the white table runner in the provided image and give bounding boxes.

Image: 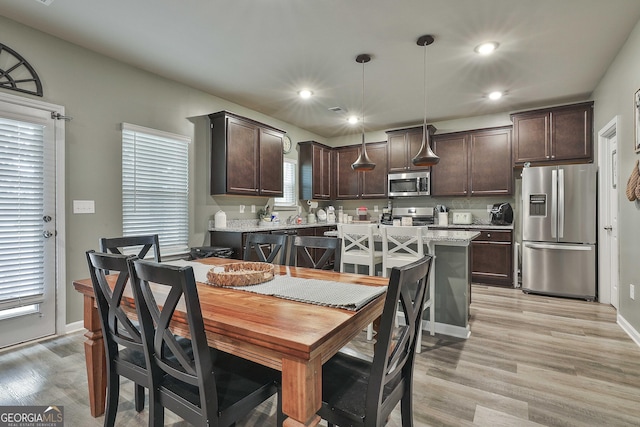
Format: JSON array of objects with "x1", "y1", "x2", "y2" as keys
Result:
[{"x1": 165, "y1": 260, "x2": 386, "y2": 311}]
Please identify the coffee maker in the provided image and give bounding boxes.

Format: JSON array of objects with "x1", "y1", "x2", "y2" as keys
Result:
[{"x1": 490, "y1": 202, "x2": 513, "y2": 225}]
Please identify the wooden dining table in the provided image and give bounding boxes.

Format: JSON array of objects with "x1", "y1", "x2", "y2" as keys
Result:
[{"x1": 73, "y1": 257, "x2": 388, "y2": 427}]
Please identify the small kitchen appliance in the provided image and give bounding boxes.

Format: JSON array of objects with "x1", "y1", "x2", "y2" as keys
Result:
[
  {"x1": 382, "y1": 207, "x2": 434, "y2": 226},
  {"x1": 490, "y1": 203, "x2": 513, "y2": 225},
  {"x1": 452, "y1": 212, "x2": 472, "y2": 225},
  {"x1": 387, "y1": 171, "x2": 430, "y2": 197}
]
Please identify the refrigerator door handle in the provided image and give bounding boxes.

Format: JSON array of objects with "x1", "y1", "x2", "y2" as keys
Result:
[
  {"x1": 524, "y1": 242, "x2": 593, "y2": 251},
  {"x1": 558, "y1": 168, "x2": 565, "y2": 238},
  {"x1": 551, "y1": 169, "x2": 557, "y2": 238}
]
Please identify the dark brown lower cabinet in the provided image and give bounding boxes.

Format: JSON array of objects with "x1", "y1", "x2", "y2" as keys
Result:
[
  {"x1": 471, "y1": 229, "x2": 513, "y2": 286},
  {"x1": 431, "y1": 227, "x2": 514, "y2": 286}
]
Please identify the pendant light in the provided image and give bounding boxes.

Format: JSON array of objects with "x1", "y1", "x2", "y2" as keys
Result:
[
  {"x1": 412, "y1": 35, "x2": 440, "y2": 167},
  {"x1": 351, "y1": 54, "x2": 376, "y2": 171}
]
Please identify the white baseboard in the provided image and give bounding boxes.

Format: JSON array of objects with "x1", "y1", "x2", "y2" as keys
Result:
[
  {"x1": 65, "y1": 320, "x2": 84, "y2": 334},
  {"x1": 421, "y1": 320, "x2": 471, "y2": 339},
  {"x1": 617, "y1": 314, "x2": 640, "y2": 348}
]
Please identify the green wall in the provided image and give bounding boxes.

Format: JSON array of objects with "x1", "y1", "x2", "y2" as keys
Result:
[{"x1": 592, "y1": 18, "x2": 640, "y2": 334}]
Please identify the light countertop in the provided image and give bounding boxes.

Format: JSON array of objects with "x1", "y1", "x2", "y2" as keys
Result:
[
  {"x1": 431, "y1": 223, "x2": 514, "y2": 231},
  {"x1": 209, "y1": 220, "x2": 338, "y2": 233},
  {"x1": 324, "y1": 228, "x2": 480, "y2": 245}
]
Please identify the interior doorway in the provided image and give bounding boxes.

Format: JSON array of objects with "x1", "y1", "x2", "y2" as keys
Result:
[{"x1": 598, "y1": 116, "x2": 619, "y2": 308}]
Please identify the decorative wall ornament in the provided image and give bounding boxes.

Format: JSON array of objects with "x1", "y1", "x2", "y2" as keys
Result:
[{"x1": 0, "y1": 43, "x2": 43, "y2": 97}]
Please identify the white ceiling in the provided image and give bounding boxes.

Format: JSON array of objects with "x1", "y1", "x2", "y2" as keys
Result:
[{"x1": 2, "y1": 0, "x2": 640, "y2": 138}]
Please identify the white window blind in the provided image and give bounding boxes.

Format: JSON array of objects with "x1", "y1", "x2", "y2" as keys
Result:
[
  {"x1": 122, "y1": 123, "x2": 190, "y2": 256},
  {"x1": 0, "y1": 118, "x2": 46, "y2": 310},
  {"x1": 275, "y1": 159, "x2": 297, "y2": 206}
]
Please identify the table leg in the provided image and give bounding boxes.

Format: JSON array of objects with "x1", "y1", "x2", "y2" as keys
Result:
[
  {"x1": 82, "y1": 294, "x2": 107, "y2": 417},
  {"x1": 281, "y1": 356, "x2": 322, "y2": 427}
]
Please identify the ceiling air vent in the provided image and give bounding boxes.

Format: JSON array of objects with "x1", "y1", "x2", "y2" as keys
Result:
[
  {"x1": 34, "y1": 0, "x2": 55, "y2": 5},
  {"x1": 328, "y1": 107, "x2": 345, "y2": 114}
]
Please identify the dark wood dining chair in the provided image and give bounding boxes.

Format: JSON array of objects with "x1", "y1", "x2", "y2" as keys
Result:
[
  {"x1": 99, "y1": 234, "x2": 161, "y2": 262},
  {"x1": 288, "y1": 235, "x2": 342, "y2": 271},
  {"x1": 244, "y1": 232, "x2": 288, "y2": 264},
  {"x1": 317, "y1": 255, "x2": 433, "y2": 427},
  {"x1": 85, "y1": 250, "x2": 148, "y2": 427},
  {"x1": 127, "y1": 258, "x2": 283, "y2": 427}
]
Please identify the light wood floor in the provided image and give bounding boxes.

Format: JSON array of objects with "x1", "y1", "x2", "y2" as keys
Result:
[{"x1": 1, "y1": 284, "x2": 640, "y2": 426}]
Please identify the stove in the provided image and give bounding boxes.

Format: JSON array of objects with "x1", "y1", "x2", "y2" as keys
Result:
[{"x1": 381, "y1": 207, "x2": 435, "y2": 226}]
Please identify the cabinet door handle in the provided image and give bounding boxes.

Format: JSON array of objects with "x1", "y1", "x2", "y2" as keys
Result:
[{"x1": 487, "y1": 233, "x2": 491, "y2": 238}]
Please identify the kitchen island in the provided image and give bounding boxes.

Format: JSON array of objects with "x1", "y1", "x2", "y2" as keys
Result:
[{"x1": 325, "y1": 227, "x2": 479, "y2": 339}]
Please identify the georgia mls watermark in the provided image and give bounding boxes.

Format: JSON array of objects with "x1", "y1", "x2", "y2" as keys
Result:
[{"x1": 0, "y1": 406, "x2": 63, "y2": 427}]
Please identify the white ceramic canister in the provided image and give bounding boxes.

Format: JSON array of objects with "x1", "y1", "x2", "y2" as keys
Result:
[{"x1": 214, "y1": 210, "x2": 227, "y2": 228}]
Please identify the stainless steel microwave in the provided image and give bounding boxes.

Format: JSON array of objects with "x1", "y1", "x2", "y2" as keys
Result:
[{"x1": 388, "y1": 171, "x2": 430, "y2": 197}]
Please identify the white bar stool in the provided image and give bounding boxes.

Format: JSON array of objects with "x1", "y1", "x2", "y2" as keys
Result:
[
  {"x1": 338, "y1": 223, "x2": 383, "y2": 340},
  {"x1": 380, "y1": 225, "x2": 434, "y2": 352}
]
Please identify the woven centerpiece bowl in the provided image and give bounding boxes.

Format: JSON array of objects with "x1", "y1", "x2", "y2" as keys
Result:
[{"x1": 207, "y1": 262, "x2": 275, "y2": 287}]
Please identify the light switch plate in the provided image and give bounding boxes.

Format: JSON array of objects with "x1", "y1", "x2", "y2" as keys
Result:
[{"x1": 73, "y1": 200, "x2": 95, "y2": 214}]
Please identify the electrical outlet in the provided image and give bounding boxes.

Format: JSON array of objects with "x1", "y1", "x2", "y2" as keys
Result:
[
  {"x1": 239, "y1": 205, "x2": 245, "y2": 213},
  {"x1": 374, "y1": 205, "x2": 379, "y2": 212},
  {"x1": 631, "y1": 284, "x2": 635, "y2": 300},
  {"x1": 251, "y1": 205, "x2": 256, "y2": 213},
  {"x1": 487, "y1": 204, "x2": 493, "y2": 212}
]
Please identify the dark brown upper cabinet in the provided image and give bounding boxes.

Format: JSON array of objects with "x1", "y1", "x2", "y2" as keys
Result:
[
  {"x1": 298, "y1": 141, "x2": 333, "y2": 200},
  {"x1": 335, "y1": 142, "x2": 388, "y2": 200},
  {"x1": 431, "y1": 126, "x2": 513, "y2": 197},
  {"x1": 511, "y1": 102, "x2": 593, "y2": 166},
  {"x1": 209, "y1": 111, "x2": 284, "y2": 196},
  {"x1": 386, "y1": 125, "x2": 436, "y2": 173}
]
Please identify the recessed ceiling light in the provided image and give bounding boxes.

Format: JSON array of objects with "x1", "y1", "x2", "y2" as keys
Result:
[
  {"x1": 475, "y1": 42, "x2": 499, "y2": 55},
  {"x1": 347, "y1": 116, "x2": 359, "y2": 124},
  {"x1": 298, "y1": 89, "x2": 313, "y2": 99},
  {"x1": 488, "y1": 91, "x2": 503, "y2": 100}
]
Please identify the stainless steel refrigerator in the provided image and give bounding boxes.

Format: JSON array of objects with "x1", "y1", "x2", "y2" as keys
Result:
[{"x1": 521, "y1": 164, "x2": 597, "y2": 300}]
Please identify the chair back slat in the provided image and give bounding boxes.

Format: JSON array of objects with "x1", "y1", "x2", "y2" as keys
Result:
[
  {"x1": 100, "y1": 234, "x2": 161, "y2": 262},
  {"x1": 288, "y1": 235, "x2": 342, "y2": 271},
  {"x1": 338, "y1": 224, "x2": 376, "y2": 255},
  {"x1": 244, "y1": 232, "x2": 288, "y2": 264}
]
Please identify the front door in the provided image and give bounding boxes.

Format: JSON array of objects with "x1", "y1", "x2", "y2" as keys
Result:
[{"x1": 0, "y1": 96, "x2": 59, "y2": 348}]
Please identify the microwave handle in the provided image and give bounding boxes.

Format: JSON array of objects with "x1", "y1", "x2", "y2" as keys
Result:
[{"x1": 416, "y1": 178, "x2": 420, "y2": 193}]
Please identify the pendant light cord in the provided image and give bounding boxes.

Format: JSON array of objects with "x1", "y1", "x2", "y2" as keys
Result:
[
  {"x1": 362, "y1": 58, "x2": 366, "y2": 146},
  {"x1": 422, "y1": 41, "x2": 428, "y2": 145}
]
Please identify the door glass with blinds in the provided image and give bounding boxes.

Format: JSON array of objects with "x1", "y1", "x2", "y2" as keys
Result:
[
  {"x1": 0, "y1": 102, "x2": 56, "y2": 348},
  {"x1": 122, "y1": 123, "x2": 190, "y2": 256}
]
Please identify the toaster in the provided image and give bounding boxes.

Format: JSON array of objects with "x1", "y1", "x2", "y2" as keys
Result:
[
  {"x1": 490, "y1": 203, "x2": 513, "y2": 225},
  {"x1": 452, "y1": 212, "x2": 473, "y2": 225}
]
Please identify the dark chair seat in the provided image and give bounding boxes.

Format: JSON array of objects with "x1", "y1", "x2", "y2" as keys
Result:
[{"x1": 161, "y1": 348, "x2": 279, "y2": 423}]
